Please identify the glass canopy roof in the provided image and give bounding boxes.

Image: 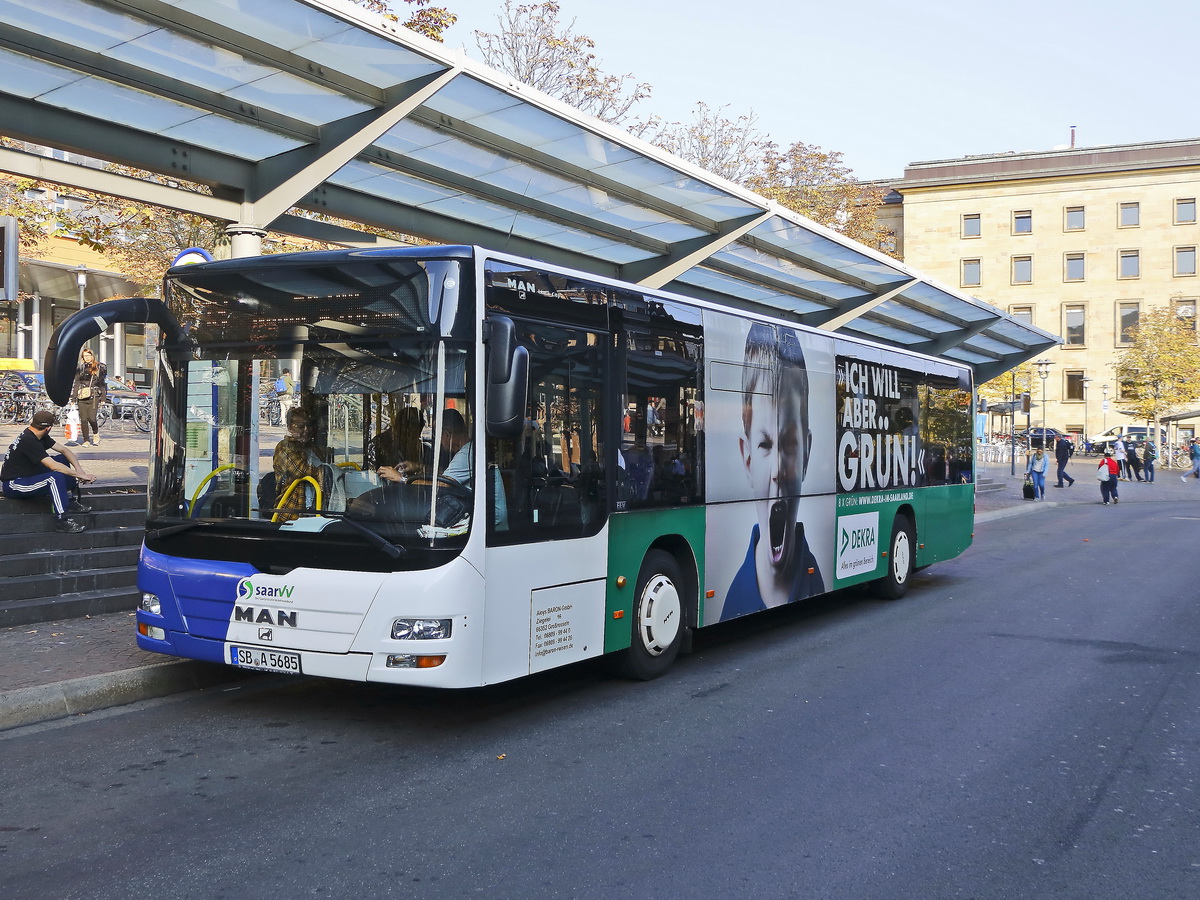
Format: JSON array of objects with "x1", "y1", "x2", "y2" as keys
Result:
[{"x1": 0, "y1": 0, "x2": 1058, "y2": 380}]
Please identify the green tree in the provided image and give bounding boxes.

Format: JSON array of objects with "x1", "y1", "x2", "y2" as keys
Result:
[
  {"x1": 1112, "y1": 305, "x2": 1200, "y2": 430},
  {"x1": 472, "y1": 0, "x2": 651, "y2": 126}
]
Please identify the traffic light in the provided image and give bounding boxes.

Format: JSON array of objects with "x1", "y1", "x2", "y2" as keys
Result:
[{"x1": 0, "y1": 216, "x2": 17, "y2": 303}]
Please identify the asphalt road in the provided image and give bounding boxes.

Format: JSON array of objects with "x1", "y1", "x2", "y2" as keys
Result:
[{"x1": 2, "y1": 499, "x2": 1199, "y2": 899}]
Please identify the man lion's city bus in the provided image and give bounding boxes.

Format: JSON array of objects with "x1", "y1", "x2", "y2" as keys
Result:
[{"x1": 45, "y1": 246, "x2": 975, "y2": 687}]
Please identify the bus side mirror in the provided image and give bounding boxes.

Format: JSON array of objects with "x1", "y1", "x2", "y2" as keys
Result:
[
  {"x1": 484, "y1": 316, "x2": 528, "y2": 438},
  {"x1": 45, "y1": 296, "x2": 189, "y2": 404}
]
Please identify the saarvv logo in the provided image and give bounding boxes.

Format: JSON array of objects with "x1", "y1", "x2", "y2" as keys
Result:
[{"x1": 236, "y1": 578, "x2": 297, "y2": 602}]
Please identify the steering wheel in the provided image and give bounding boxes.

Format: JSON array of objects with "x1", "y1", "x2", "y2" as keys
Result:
[{"x1": 411, "y1": 475, "x2": 460, "y2": 488}]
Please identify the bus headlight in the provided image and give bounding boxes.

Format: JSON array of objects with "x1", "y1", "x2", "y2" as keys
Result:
[
  {"x1": 140, "y1": 592, "x2": 161, "y2": 614},
  {"x1": 391, "y1": 618, "x2": 452, "y2": 640}
]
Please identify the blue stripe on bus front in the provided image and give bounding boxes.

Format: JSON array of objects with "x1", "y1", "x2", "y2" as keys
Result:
[{"x1": 140, "y1": 546, "x2": 259, "y2": 642}]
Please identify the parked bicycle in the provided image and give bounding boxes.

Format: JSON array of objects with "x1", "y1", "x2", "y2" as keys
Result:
[{"x1": 96, "y1": 396, "x2": 152, "y2": 433}]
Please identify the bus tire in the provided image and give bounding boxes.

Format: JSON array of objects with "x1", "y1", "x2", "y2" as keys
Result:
[
  {"x1": 873, "y1": 514, "x2": 915, "y2": 600},
  {"x1": 611, "y1": 549, "x2": 685, "y2": 680}
]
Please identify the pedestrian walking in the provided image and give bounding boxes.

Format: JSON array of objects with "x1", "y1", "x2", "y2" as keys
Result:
[
  {"x1": 66, "y1": 347, "x2": 107, "y2": 447},
  {"x1": 1112, "y1": 436, "x2": 1128, "y2": 479},
  {"x1": 1097, "y1": 450, "x2": 1120, "y2": 505},
  {"x1": 1053, "y1": 435, "x2": 1075, "y2": 487},
  {"x1": 1026, "y1": 447, "x2": 1048, "y2": 500},
  {"x1": 1143, "y1": 440, "x2": 1157, "y2": 482},
  {"x1": 1182, "y1": 438, "x2": 1200, "y2": 482},
  {"x1": 1127, "y1": 441, "x2": 1144, "y2": 482}
]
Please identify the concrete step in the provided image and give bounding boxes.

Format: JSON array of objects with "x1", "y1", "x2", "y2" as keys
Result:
[
  {"x1": 0, "y1": 508, "x2": 142, "y2": 535},
  {"x1": 1, "y1": 544, "x2": 140, "y2": 577},
  {"x1": 0, "y1": 565, "x2": 138, "y2": 604},
  {"x1": 0, "y1": 585, "x2": 140, "y2": 628},
  {"x1": 0, "y1": 522, "x2": 144, "y2": 554}
]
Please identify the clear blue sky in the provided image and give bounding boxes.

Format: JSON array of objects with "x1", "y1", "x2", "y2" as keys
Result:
[{"x1": 437, "y1": 0, "x2": 1198, "y2": 180}]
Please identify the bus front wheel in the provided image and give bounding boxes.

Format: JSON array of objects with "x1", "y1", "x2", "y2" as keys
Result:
[
  {"x1": 611, "y1": 550, "x2": 685, "y2": 680},
  {"x1": 873, "y1": 514, "x2": 915, "y2": 600}
]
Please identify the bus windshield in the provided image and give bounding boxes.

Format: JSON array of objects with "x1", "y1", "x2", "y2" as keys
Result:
[{"x1": 147, "y1": 255, "x2": 477, "y2": 559}]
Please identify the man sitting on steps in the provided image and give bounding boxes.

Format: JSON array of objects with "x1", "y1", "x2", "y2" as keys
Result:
[{"x1": 1, "y1": 410, "x2": 97, "y2": 533}]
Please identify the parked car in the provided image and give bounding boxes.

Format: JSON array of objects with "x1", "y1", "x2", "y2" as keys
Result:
[
  {"x1": 1017, "y1": 427, "x2": 1069, "y2": 448},
  {"x1": 105, "y1": 376, "x2": 150, "y2": 418},
  {"x1": 1088, "y1": 425, "x2": 1166, "y2": 450}
]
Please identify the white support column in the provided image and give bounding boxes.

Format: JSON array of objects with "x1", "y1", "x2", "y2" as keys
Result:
[{"x1": 226, "y1": 225, "x2": 267, "y2": 259}]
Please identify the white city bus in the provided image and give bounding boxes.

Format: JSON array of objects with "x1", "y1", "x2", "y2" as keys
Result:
[{"x1": 46, "y1": 245, "x2": 975, "y2": 687}]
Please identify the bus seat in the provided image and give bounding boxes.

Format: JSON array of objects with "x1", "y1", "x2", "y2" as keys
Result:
[{"x1": 257, "y1": 472, "x2": 276, "y2": 518}]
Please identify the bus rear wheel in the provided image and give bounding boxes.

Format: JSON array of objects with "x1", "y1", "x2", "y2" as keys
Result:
[
  {"x1": 873, "y1": 514, "x2": 915, "y2": 600},
  {"x1": 611, "y1": 550, "x2": 685, "y2": 680}
]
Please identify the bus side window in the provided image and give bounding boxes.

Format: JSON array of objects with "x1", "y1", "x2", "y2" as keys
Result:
[
  {"x1": 486, "y1": 322, "x2": 608, "y2": 545},
  {"x1": 620, "y1": 318, "x2": 703, "y2": 510}
]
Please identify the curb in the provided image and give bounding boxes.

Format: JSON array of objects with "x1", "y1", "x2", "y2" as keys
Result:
[{"x1": 0, "y1": 660, "x2": 241, "y2": 731}]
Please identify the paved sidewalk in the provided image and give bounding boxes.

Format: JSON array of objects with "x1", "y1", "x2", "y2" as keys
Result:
[{"x1": 0, "y1": 443, "x2": 1195, "y2": 731}]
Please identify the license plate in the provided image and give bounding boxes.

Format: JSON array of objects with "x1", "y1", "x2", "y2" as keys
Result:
[{"x1": 230, "y1": 645, "x2": 302, "y2": 675}]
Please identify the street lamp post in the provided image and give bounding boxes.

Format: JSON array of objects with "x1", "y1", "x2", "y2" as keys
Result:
[
  {"x1": 74, "y1": 264, "x2": 87, "y2": 313},
  {"x1": 1102, "y1": 383, "x2": 1109, "y2": 433},
  {"x1": 1035, "y1": 358, "x2": 1053, "y2": 446},
  {"x1": 1083, "y1": 377, "x2": 1092, "y2": 451}
]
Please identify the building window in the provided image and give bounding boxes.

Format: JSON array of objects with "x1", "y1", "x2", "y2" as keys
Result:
[
  {"x1": 1012, "y1": 255, "x2": 1033, "y2": 284},
  {"x1": 1117, "y1": 301, "x2": 1140, "y2": 345},
  {"x1": 1118, "y1": 249, "x2": 1140, "y2": 279},
  {"x1": 1064, "y1": 304, "x2": 1086, "y2": 346},
  {"x1": 1013, "y1": 210, "x2": 1032, "y2": 234},
  {"x1": 1119, "y1": 202, "x2": 1140, "y2": 227},
  {"x1": 1064, "y1": 206, "x2": 1085, "y2": 231},
  {"x1": 1176, "y1": 245, "x2": 1197, "y2": 276},
  {"x1": 961, "y1": 214, "x2": 981, "y2": 238},
  {"x1": 1010, "y1": 305, "x2": 1033, "y2": 325},
  {"x1": 1176, "y1": 198, "x2": 1197, "y2": 225},
  {"x1": 1175, "y1": 297, "x2": 1197, "y2": 330},
  {"x1": 961, "y1": 258, "x2": 981, "y2": 286},
  {"x1": 1118, "y1": 379, "x2": 1138, "y2": 401},
  {"x1": 1065, "y1": 370, "x2": 1085, "y2": 401},
  {"x1": 1064, "y1": 252, "x2": 1085, "y2": 282}
]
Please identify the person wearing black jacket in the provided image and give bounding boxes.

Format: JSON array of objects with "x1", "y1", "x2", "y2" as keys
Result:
[
  {"x1": 1, "y1": 409, "x2": 96, "y2": 532},
  {"x1": 1053, "y1": 435, "x2": 1075, "y2": 487},
  {"x1": 67, "y1": 347, "x2": 107, "y2": 447},
  {"x1": 1126, "y1": 441, "x2": 1144, "y2": 482}
]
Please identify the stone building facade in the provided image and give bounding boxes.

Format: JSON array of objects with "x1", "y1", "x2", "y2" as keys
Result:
[{"x1": 886, "y1": 139, "x2": 1200, "y2": 444}]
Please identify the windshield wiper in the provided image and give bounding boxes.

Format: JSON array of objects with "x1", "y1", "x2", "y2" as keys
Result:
[
  {"x1": 321, "y1": 514, "x2": 407, "y2": 559},
  {"x1": 147, "y1": 521, "x2": 208, "y2": 540}
]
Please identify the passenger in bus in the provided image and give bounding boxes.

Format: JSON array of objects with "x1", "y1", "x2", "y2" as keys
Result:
[
  {"x1": 721, "y1": 324, "x2": 824, "y2": 621},
  {"x1": 272, "y1": 409, "x2": 328, "y2": 521}
]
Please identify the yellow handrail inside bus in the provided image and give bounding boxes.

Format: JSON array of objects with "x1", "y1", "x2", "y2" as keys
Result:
[
  {"x1": 336, "y1": 462, "x2": 361, "y2": 470},
  {"x1": 272, "y1": 476, "x2": 323, "y2": 522},
  {"x1": 189, "y1": 464, "x2": 238, "y2": 517}
]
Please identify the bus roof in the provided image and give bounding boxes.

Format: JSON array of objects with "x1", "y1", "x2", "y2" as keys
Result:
[{"x1": 2, "y1": 0, "x2": 1056, "y2": 381}]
